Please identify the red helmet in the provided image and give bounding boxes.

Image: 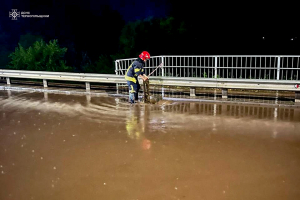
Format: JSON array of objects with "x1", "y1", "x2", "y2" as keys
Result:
[{"x1": 139, "y1": 51, "x2": 150, "y2": 61}]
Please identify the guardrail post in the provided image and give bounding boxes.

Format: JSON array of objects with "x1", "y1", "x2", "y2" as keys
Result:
[
  {"x1": 190, "y1": 87, "x2": 196, "y2": 97},
  {"x1": 43, "y1": 79, "x2": 48, "y2": 88},
  {"x1": 6, "y1": 77, "x2": 10, "y2": 85},
  {"x1": 277, "y1": 56, "x2": 281, "y2": 80},
  {"x1": 85, "y1": 82, "x2": 90, "y2": 92},
  {"x1": 115, "y1": 60, "x2": 119, "y2": 94},
  {"x1": 214, "y1": 89, "x2": 217, "y2": 100},
  {"x1": 295, "y1": 92, "x2": 300, "y2": 103},
  {"x1": 215, "y1": 56, "x2": 218, "y2": 78},
  {"x1": 222, "y1": 88, "x2": 228, "y2": 99}
]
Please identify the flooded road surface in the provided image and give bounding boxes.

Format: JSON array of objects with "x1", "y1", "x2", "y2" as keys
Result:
[{"x1": 1, "y1": 90, "x2": 300, "y2": 200}]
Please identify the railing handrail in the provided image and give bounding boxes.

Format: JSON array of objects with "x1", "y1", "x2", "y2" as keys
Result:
[
  {"x1": 115, "y1": 55, "x2": 300, "y2": 62},
  {"x1": 0, "y1": 69, "x2": 121, "y2": 77}
]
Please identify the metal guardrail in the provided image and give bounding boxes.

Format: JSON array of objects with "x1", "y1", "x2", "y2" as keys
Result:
[
  {"x1": 148, "y1": 77, "x2": 300, "y2": 91},
  {"x1": 115, "y1": 55, "x2": 300, "y2": 80},
  {"x1": 0, "y1": 69, "x2": 127, "y2": 83},
  {"x1": 1, "y1": 69, "x2": 299, "y2": 91}
]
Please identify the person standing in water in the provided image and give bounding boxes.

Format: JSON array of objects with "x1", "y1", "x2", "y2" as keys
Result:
[{"x1": 125, "y1": 51, "x2": 150, "y2": 104}]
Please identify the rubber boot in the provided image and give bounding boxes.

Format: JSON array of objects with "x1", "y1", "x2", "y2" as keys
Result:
[{"x1": 129, "y1": 92, "x2": 135, "y2": 104}]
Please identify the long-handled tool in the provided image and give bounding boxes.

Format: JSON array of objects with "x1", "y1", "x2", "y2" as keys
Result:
[
  {"x1": 143, "y1": 63, "x2": 163, "y2": 103},
  {"x1": 147, "y1": 63, "x2": 163, "y2": 77}
]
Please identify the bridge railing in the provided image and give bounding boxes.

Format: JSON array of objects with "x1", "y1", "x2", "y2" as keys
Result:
[{"x1": 115, "y1": 55, "x2": 300, "y2": 80}]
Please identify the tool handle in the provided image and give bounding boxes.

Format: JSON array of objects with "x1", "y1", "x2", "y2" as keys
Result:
[{"x1": 147, "y1": 63, "x2": 163, "y2": 77}]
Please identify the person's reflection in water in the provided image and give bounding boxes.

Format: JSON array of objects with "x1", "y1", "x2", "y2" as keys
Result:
[
  {"x1": 125, "y1": 104, "x2": 151, "y2": 150},
  {"x1": 142, "y1": 138, "x2": 151, "y2": 150}
]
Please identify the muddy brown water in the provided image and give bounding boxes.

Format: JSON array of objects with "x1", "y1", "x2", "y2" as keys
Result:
[{"x1": 1, "y1": 90, "x2": 300, "y2": 200}]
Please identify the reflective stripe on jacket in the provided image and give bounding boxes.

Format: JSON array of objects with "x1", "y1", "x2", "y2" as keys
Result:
[{"x1": 125, "y1": 58, "x2": 145, "y2": 83}]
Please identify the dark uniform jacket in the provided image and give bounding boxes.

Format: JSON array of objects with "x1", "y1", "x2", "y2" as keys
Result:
[{"x1": 125, "y1": 58, "x2": 145, "y2": 83}]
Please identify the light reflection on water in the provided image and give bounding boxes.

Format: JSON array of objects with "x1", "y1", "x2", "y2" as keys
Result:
[
  {"x1": 1, "y1": 90, "x2": 299, "y2": 141},
  {"x1": 1, "y1": 90, "x2": 299, "y2": 124}
]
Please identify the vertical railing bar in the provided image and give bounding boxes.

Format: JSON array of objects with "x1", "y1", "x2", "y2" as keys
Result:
[
  {"x1": 176, "y1": 57, "x2": 177, "y2": 77},
  {"x1": 250, "y1": 57, "x2": 252, "y2": 79},
  {"x1": 209, "y1": 57, "x2": 211, "y2": 78},
  {"x1": 291, "y1": 57, "x2": 294, "y2": 80},
  {"x1": 148, "y1": 58, "x2": 150, "y2": 75},
  {"x1": 169, "y1": 57, "x2": 170, "y2": 77},
  {"x1": 240, "y1": 57, "x2": 242, "y2": 79},
  {"x1": 272, "y1": 56, "x2": 275, "y2": 80},
  {"x1": 286, "y1": 57, "x2": 288, "y2": 80},
  {"x1": 215, "y1": 56, "x2": 218, "y2": 78},
  {"x1": 162, "y1": 56, "x2": 165, "y2": 77},
  {"x1": 208, "y1": 57, "x2": 210, "y2": 78},
  {"x1": 227, "y1": 57, "x2": 228, "y2": 78},
  {"x1": 218, "y1": 57, "x2": 220, "y2": 78},
  {"x1": 200, "y1": 57, "x2": 202, "y2": 78},
  {"x1": 192, "y1": 57, "x2": 193, "y2": 77},
  {"x1": 297, "y1": 57, "x2": 299, "y2": 80},
  {"x1": 155, "y1": 57, "x2": 157, "y2": 76},
  {"x1": 180, "y1": 57, "x2": 182, "y2": 77},
  {"x1": 196, "y1": 57, "x2": 198, "y2": 78},
  {"x1": 188, "y1": 57, "x2": 189, "y2": 77},
  {"x1": 273, "y1": 57, "x2": 277, "y2": 80},
  {"x1": 152, "y1": 57, "x2": 154, "y2": 76},
  {"x1": 264, "y1": 56, "x2": 266, "y2": 79},
  {"x1": 151, "y1": 57, "x2": 153, "y2": 76},
  {"x1": 255, "y1": 57, "x2": 257, "y2": 79},
  {"x1": 236, "y1": 57, "x2": 237, "y2": 78},
  {"x1": 204, "y1": 57, "x2": 206, "y2": 78},
  {"x1": 123, "y1": 60, "x2": 126, "y2": 75},
  {"x1": 259, "y1": 57, "x2": 261, "y2": 79},
  {"x1": 156, "y1": 57, "x2": 158, "y2": 76},
  {"x1": 276, "y1": 56, "x2": 280, "y2": 80},
  {"x1": 173, "y1": 57, "x2": 175, "y2": 77},
  {"x1": 183, "y1": 57, "x2": 184, "y2": 77},
  {"x1": 168, "y1": 57, "x2": 173, "y2": 76},
  {"x1": 231, "y1": 57, "x2": 233, "y2": 78},
  {"x1": 222, "y1": 57, "x2": 224, "y2": 78},
  {"x1": 212, "y1": 57, "x2": 213, "y2": 78},
  {"x1": 124, "y1": 60, "x2": 127, "y2": 75},
  {"x1": 274, "y1": 57, "x2": 276, "y2": 80},
  {"x1": 120, "y1": 61, "x2": 123, "y2": 75},
  {"x1": 157, "y1": 57, "x2": 159, "y2": 76},
  {"x1": 269, "y1": 57, "x2": 271, "y2": 80},
  {"x1": 154, "y1": 57, "x2": 156, "y2": 76},
  {"x1": 119, "y1": 61, "x2": 122, "y2": 75},
  {"x1": 279, "y1": 57, "x2": 284, "y2": 80},
  {"x1": 245, "y1": 57, "x2": 247, "y2": 79}
]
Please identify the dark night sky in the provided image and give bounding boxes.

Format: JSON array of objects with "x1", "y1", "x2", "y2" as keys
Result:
[
  {"x1": 2, "y1": 0, "x2": 171, "y2": 22},
  {"x1": 1, "y1": 0, "x2": 299, "y2": 56}
]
